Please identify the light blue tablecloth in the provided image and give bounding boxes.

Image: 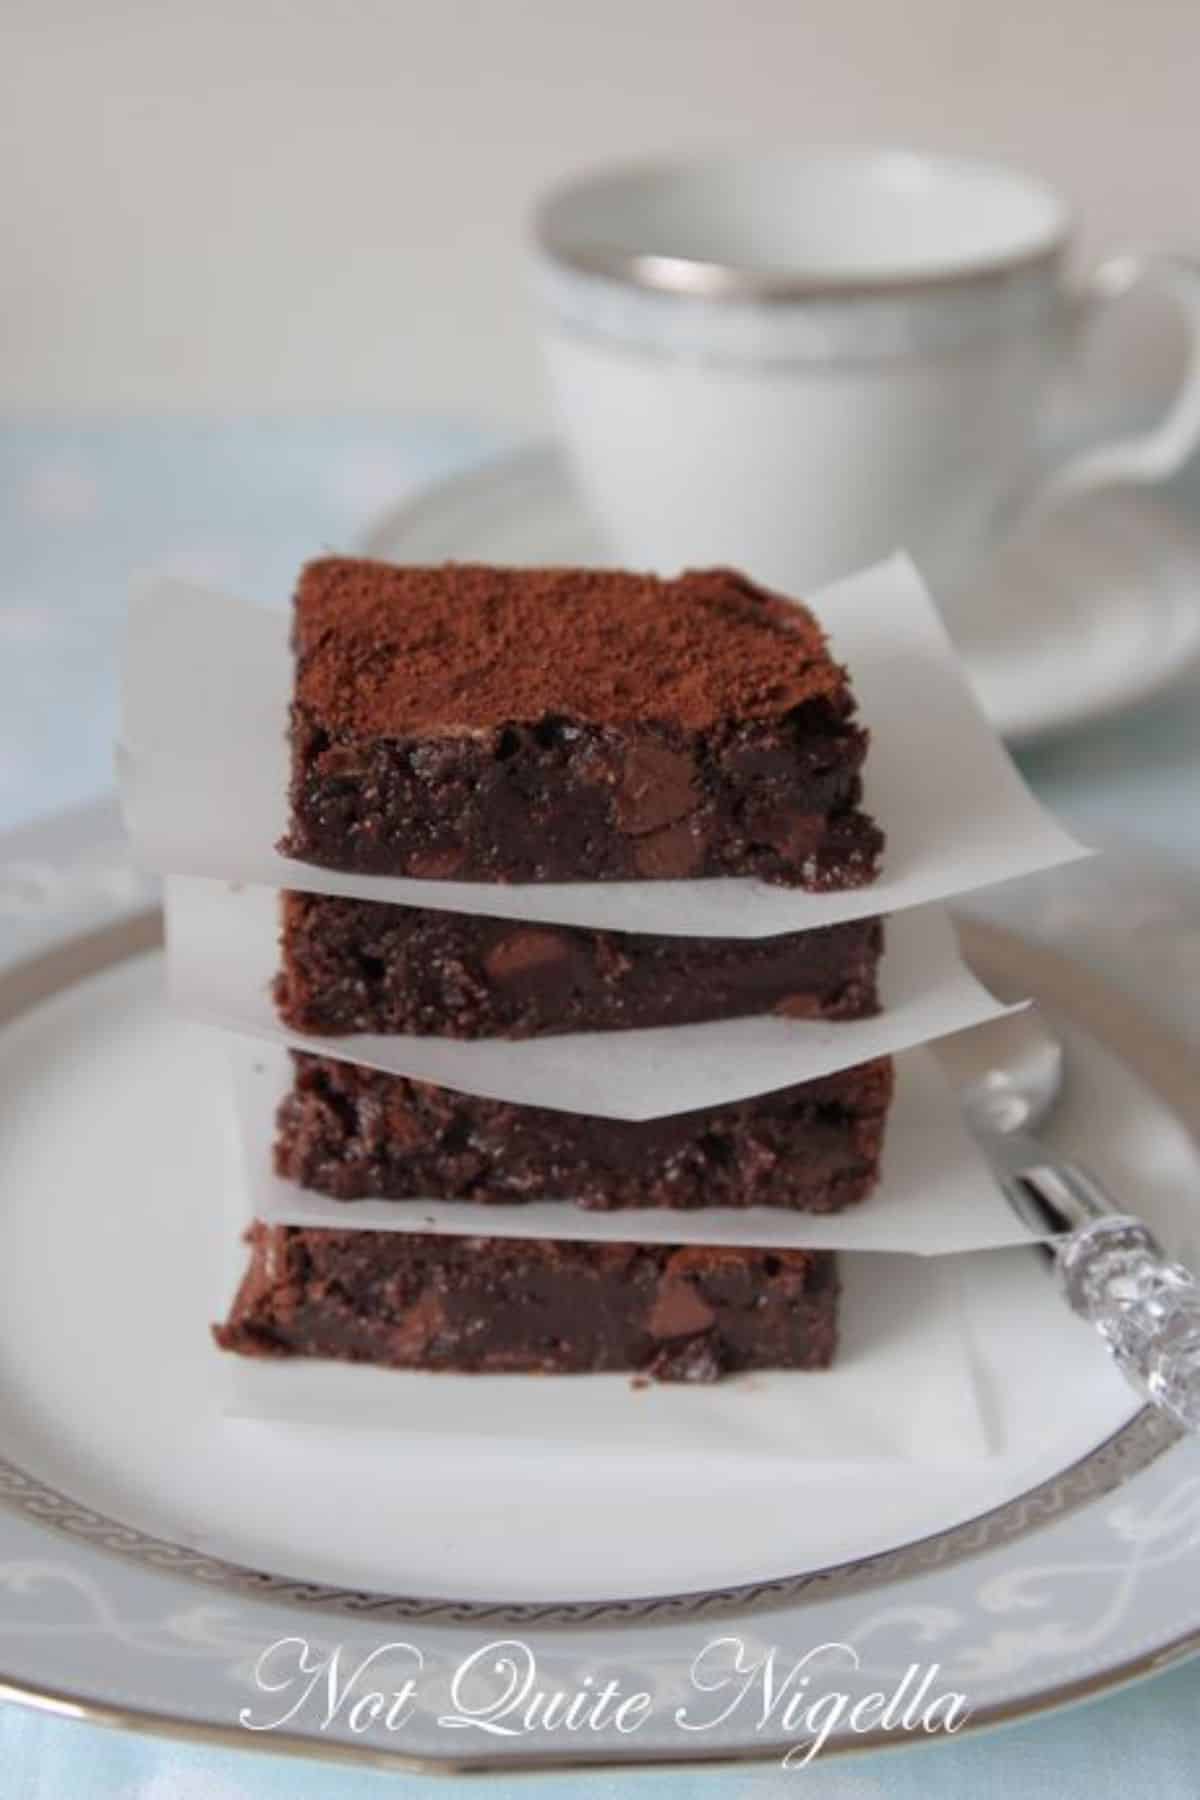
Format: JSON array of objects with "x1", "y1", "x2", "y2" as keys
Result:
[{"x1": 2, "y1": 420, "x2": 1200, "y2": 1797}]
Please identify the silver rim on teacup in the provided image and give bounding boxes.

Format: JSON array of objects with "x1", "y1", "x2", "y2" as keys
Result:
[
  {"x1": 533, "y1": 147, "x2": 1072, "y2": 362},
  {"x1": 535, "y1": 146, "x2": 1071, "y2": 302}
]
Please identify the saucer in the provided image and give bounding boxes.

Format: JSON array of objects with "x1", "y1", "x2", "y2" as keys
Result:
[{"x1": 363, "y1": 442, "x2": 1200, "y2": 745}]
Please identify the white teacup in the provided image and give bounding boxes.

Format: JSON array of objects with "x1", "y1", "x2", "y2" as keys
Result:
[{"x1": 532, "y1": 148, "x2": 1200, "y2": 610}]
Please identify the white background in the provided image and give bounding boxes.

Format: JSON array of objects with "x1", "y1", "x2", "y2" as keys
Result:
[{"x1": 3, "y1": 0, "x2": 1198, "y2": 426}]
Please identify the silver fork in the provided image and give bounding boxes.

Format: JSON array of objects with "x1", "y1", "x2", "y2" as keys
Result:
[{"x1": 948, "y1": 1009, "x2": 1200, "y2": 1433}]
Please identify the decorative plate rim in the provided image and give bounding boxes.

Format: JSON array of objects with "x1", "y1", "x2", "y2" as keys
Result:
[{"x1": 4, "y1": 1624, "x2": 1200, "y2": 1781}]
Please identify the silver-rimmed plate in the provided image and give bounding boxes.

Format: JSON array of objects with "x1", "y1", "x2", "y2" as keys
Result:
[{"x1": 0, "y1": 801, "x2": 1199, "y2": 1773}]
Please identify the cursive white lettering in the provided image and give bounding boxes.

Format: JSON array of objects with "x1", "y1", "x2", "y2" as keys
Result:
[{"x1": 239, "y1": 1637, "x2": 424, "y2": 1734}]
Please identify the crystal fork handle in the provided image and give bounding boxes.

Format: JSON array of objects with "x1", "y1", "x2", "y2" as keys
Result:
[{"x1": 1056, "y1": 1214, "x2": 1200, "y2": 1433}]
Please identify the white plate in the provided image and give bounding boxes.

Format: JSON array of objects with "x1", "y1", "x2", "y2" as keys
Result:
[
  {"x1": 0, "y1": 934, "x2": 1168, "y2": 1604},
  {"x1": 362, "y1": 442, "x2": 1200, "y2": 745},
  {"x1": 1, "y1": 802, "x2": 1200, "y2": 1773}
]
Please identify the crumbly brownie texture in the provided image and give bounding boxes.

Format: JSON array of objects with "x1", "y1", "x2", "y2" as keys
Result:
[
  {"x1": 279, "y1": 558, "x2": 883, "y2": 888},
  {"x1": 214, "y1": 1227, "x2": 840, "y2": 1380},
  {"x1": 275, "y1": 1053, "x2": 893, "y2": 1212},
  {"x1": 274, "y1": 891, "x2": 884, "y2": 1038}
]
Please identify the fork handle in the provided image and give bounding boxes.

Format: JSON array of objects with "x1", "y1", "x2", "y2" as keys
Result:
[{"x1": 1056, "y1": 1213, "x2": 1200, "y2": 1433}]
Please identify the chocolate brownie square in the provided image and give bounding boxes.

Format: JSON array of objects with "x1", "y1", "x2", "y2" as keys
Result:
[
  {"x1": 274, "y1": 1053, "x2": 893, "y2": 1212},
  {"x1": 279, "y1": 558, "x2": 883, "y2": 888},
  {"x1": 215, "y1": 1227, "x2": 840, "y2": 1380},
  {"x1": 273, "y1": 892, "x2": 884, "y2": 1037}
]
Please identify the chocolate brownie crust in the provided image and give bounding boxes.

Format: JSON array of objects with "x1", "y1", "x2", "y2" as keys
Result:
[
  {"x1": 275, "y1": 1053, "x2": 893, "y2": 1212},
  {"x1": 274, "y1": 892, "x2": 884, "y2": 1038},
  {"x1": 280, "y1": 559, "x2": 883, "y2": 888},
  {"x1": 214, "y1": 1226, "x2": 840, "y2": 1380}
]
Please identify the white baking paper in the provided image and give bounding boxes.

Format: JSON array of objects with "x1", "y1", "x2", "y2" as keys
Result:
[
  {"x1": 230, "y1": 1034, "x2": 1039, "y2": 1255},
  {"x1": 222, "y1": 1245, "x2": 994, "y2": 1465},
  {"x1": 119, "y1": 555, "x2": 1089, "y2": 938},
  {"x1": 166, "y1": 877, "x2": 1023, "y2": 1118}
]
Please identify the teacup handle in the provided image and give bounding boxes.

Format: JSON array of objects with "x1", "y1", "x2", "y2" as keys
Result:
[{"x1": 1020, "y1": 251, "x2": 1200, "y2": 527}]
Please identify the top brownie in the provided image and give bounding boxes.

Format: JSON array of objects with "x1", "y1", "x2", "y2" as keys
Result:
[{"x1": 279, "y1": 558, "x2": 883, "y2": 887}]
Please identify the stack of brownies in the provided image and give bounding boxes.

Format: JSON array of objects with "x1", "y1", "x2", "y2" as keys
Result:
[{"x1": 215, "y1": 557, "x2": 892, "y2": 1381}]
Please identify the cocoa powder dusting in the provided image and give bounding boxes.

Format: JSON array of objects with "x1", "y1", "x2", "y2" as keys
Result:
[{"x1": 293, "y1": 558, "x2": 847, "y2": 735}]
